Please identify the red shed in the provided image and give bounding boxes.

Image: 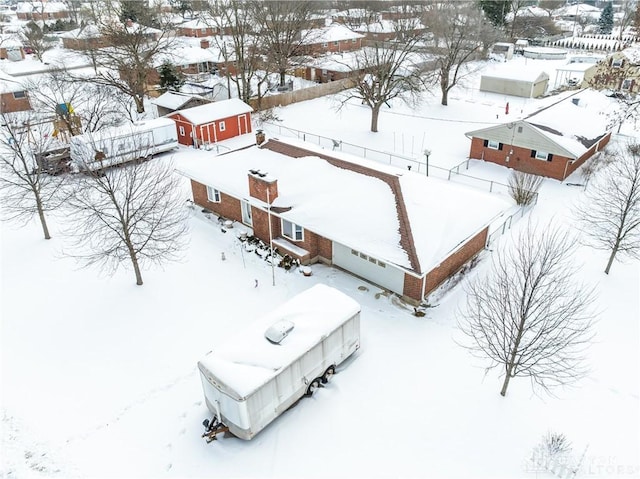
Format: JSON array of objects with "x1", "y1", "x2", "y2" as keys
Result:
[{"x1": 168, "y1": 98, "x2": 253, "y2": 148}]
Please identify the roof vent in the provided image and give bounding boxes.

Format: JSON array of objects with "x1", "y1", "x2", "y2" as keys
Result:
[
  {"x1": 572, "y1": 98, "x2": 580, "y2": 106},
  {"x1": 265, "y1": 320, "x2": 295, "y2": 344}
]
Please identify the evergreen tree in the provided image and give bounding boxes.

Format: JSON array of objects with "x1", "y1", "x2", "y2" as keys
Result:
[
  {"x1": 158, "y1": 62, "x2": 185, "y2": 92},
  {"x1": 479, "y1": 0, "x2": 510, "y2": 27},
  {"x1": 598, "y1": 2, "x2": 614, "y2": 34}
]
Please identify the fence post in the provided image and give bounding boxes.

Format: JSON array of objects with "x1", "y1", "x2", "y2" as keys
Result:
[{"x1": 490, "y1": 181, "x2": 494, "y2": 193}]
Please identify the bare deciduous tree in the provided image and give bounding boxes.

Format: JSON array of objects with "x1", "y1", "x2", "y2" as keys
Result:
[
  {"x1": 253, "y1": 0, "x2": 319, "y2": 88},
  {"x1": 208, "y1": 0, "x2": 267, "y2": 104},
  {"x1": 83, "y1": 5, "x2": 176, "y2": 113},
  {"x1": 63, "y1": 154, "x2": 189, "y2": 286},
  {"x1": 575, "y1": 143, "x2": 640, "y2": 275},
  {"x1": 508, "y1": 170, "x2": 542, "y2": 206},
  {"x1": 423, "y1": 1, "x2": 496, "y2": 106},
  {"x1": 0, "y1": 113, "x2": 66, "y2": 239},
  {"x1": 338, "y1": 16, "x2": 429, "y2": 132},
  {"x1": 457, "y1": 223, "x2": 596, "y2": 397},
  {"x1": 20, "y1": 21, "x2": 53, "y2": 62}
]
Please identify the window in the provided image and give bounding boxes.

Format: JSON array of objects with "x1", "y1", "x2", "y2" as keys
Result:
[
  {"x1": 621, "y1": 79, "x2": 633, "y2": 91},
  {"x1": 282, "y1": 219, "x2": 303, "y2": 241},
  {"x1": 179, "y1": 126, "x2": 185, "y2": 136},
  {"x1": 206, "y1": 186, "x2": 221, "y2": 203},
  {"x1": 200, "y1": 28, "x2": 207, "y2": 33},
  {"x1": 487, "y1": 140, "x2": 500, "y2": 150},
  {"x1": 533, "y1": 150, "x2": 552, "y2": 161},
  {"x1": 351, "y1": 38, "x2": 357, "y2": 43},
  {"x1": 517, "y1": 126, "x2": 523, "y2": 133},
  {"x1": 322, "y1": 42, "x2": 328, "y2": 48},
  {"x1": 218, "y1": 121, "x2": 226, "y2": 132},
  {"x1": 333, "y1": 41, "x2": 338, "y2": 46},
  {"x1": 241, "y1": 200, "x2": 252, "y2": 226},
  {"x1": 12, "y1": 91, "x2": 26, "y2": 99}
]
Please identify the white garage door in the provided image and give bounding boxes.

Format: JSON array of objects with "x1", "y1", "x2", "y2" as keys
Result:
[{"x1": 333, "y1": 242, "x2": 405, "y2": 294}]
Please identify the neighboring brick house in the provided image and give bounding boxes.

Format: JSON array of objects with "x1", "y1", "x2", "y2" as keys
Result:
[
  {"x1": 297, "y1": 50, "x2": 368, "y2": 83},
  {"x1": 60, "y1": 24, "x2": 106, "y2": 50},
  {"x1": 167, "y1": 98, "x2": 253, "y2": 148},
  {"x1": 177, "y1": 136, "x2": 511, "y2": 305},
  {"x1": 584, "y1": 45, "x2": 640, "y2": 95},
  {"x1": 0, "y1": 72, "x2": 32, "y2": 113},
  {"x1": 299, "y1": 23, "x2": 364, "y2": 56},
  {"x1": 176, "y1": 15, "x2": 221, "y2": 37},
  {"x1": 465, "y1": 89, "x2": 615, "y2": 181},
  {"x1": 16, "y1": 1, "x2": 69, "y2": 21}
]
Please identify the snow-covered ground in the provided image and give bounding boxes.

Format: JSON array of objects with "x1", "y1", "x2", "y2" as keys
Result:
[{"x1": 1, "y1": 55, "x2": 639, "y2": 478}]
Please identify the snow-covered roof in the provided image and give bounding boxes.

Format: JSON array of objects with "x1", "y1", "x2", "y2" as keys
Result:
[
  {"x1": 0, "y1": 71, "x2": 26, "y2": 93},
  {"x1": 176, "y1": 136, "x2": 512, "y2": 273},
  {"x1": 301, "y1": 23, "x2": 365, "y2": 45},
  {"x1": 70, "y1": 118, "x2": 176, "y2": 146},
  {"x1": 59, "y1": 24, "x2": 102, "y2": 40},
  {"x1": 154, "y1": 43, "x2": 217, "y2": 67},
  {"x1": 524, "y1": 89, "x2": 617, "y2": 155},
  {"x1": 552, "y1": 3, "x2": 601, "y2": 18},
  {"x1": 481, "y1": 64, "x2": 549, "y2": 83},
  {"x1": 170, "y1": 98, "x2": 252, "y2": 125},
  {"x1": 506, "y1": 5, "x2": 550, "y2": 21},
  {"x1": 17, "y1": 1, "x2": 67, "y2": 13},
  {"x1": 0, "y1": 34, "x2": 23, "y2": 48},
  {"x1": 197, "y1": 284, "x2": 360, "y2": 400},
  {"x1": 466, "y1": 89, "x2": 619, "y2": 158},
  {"x1": 622, "y1": 44, "x2": 640, "y2": 64},
  {"x1": 153, "y1": 91, "x2": 207, "y2": 110},
  {"x1": 178, "y1": 14, "x2": 219, "y2": 30}
]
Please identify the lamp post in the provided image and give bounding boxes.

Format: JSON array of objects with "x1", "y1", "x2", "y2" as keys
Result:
[{"x1": 423, "y1": 149, "x2": 431, "y2": 177}]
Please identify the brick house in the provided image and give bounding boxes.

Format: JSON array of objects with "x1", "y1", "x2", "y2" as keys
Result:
[
  {"x1": 584, "y1": 44, "x2": 640, "y2": 95},
  {"x1": 167, "y1": 98, "x2": 253, "y2": 148},
  {"x1": 176, "y1": 15, "x2": 221, "y2": 37},
  {"x1": 297, "y1": 50, "x2": 368, "y2": 83},
  {"x1": 465, "y1": 89, "x2": 615, "y2": 181},
  {"x1": 177, "y1": 136, "x2": 511, "y2": 305},
  {"x1": 0, "y1": 72, "x2": 32, "y2": 113},
  {"x1": 299, "y1": 23, "x2": 364, "y2": 56},
  {"x1": 16, "y1": 1, "x2": 69, "y2": 21},
  {"x1": 60, "y1": 24, "x2": 106, "y2": 50}
]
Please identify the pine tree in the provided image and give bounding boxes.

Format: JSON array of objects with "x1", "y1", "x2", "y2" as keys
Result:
[
  {"x1": 479, "y1": 0, "x2": 510, "y2": 27},
  {"x1": 598, "y1": 2, "x2": 614, "y2": 34},
  {"x1": 158, "y1": 61, "x2": 185, "y2": 93}
]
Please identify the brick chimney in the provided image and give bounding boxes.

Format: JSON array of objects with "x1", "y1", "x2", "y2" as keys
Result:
[
  {"x1": 125, "y1": 18, "x2": 133, "y2": 28},
  {"x1": 200, "y1": 38, "x2": 210, "y2": 49},
  {"x1": 255, "y1": 129, "x2": 265, "y2": 145},
  {"x1": 248, "y1": 169, "x2": 278, "y2": 204}
]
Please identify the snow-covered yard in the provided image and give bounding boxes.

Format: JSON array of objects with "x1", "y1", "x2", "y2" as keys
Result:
[{"x1": 1, "y1": 55, "x2": 639, "y2": 478}]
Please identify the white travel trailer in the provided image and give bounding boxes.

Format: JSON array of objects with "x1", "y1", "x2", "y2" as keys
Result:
[
  {"x1": 69, "y1": 118, "x2": 178, "y2": 171},
  {"x1": 197, "y1": 284, "x2": 361, "y2": 441}
]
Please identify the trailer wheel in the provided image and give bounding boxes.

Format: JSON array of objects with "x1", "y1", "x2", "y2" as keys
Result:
[
  {"x1": 321, "y1": 366, "x2": 336, "y2": 384},
  {"x1": 305, "y1": 378, "x2": 321, "y2": 397}
]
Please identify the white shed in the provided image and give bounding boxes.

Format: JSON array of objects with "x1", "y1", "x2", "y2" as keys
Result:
[{"x1": 480, "y1": 67, "x2": 549, "y2": 98}]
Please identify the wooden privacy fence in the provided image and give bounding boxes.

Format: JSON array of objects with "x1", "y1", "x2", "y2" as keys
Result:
[{"x1": 249, "y1": 78, "x2": 357, "y2": 110}]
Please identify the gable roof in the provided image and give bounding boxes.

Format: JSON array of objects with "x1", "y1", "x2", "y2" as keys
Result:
[
  {"x1": 176, "y1": 137, "x2": 511, "y2": 275},
  {"x1": 153, "y1": 91, "x2": 209, "y2": 110},
  {"x1": 466, "y1": 89, "x2": 618, "y2": 158},
  {"x1": 301, "y1": 23, "x2": 365, "y2": 45},
  {"x1": 169, "y1": 98, "x2": 252, "y2": 125}
]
